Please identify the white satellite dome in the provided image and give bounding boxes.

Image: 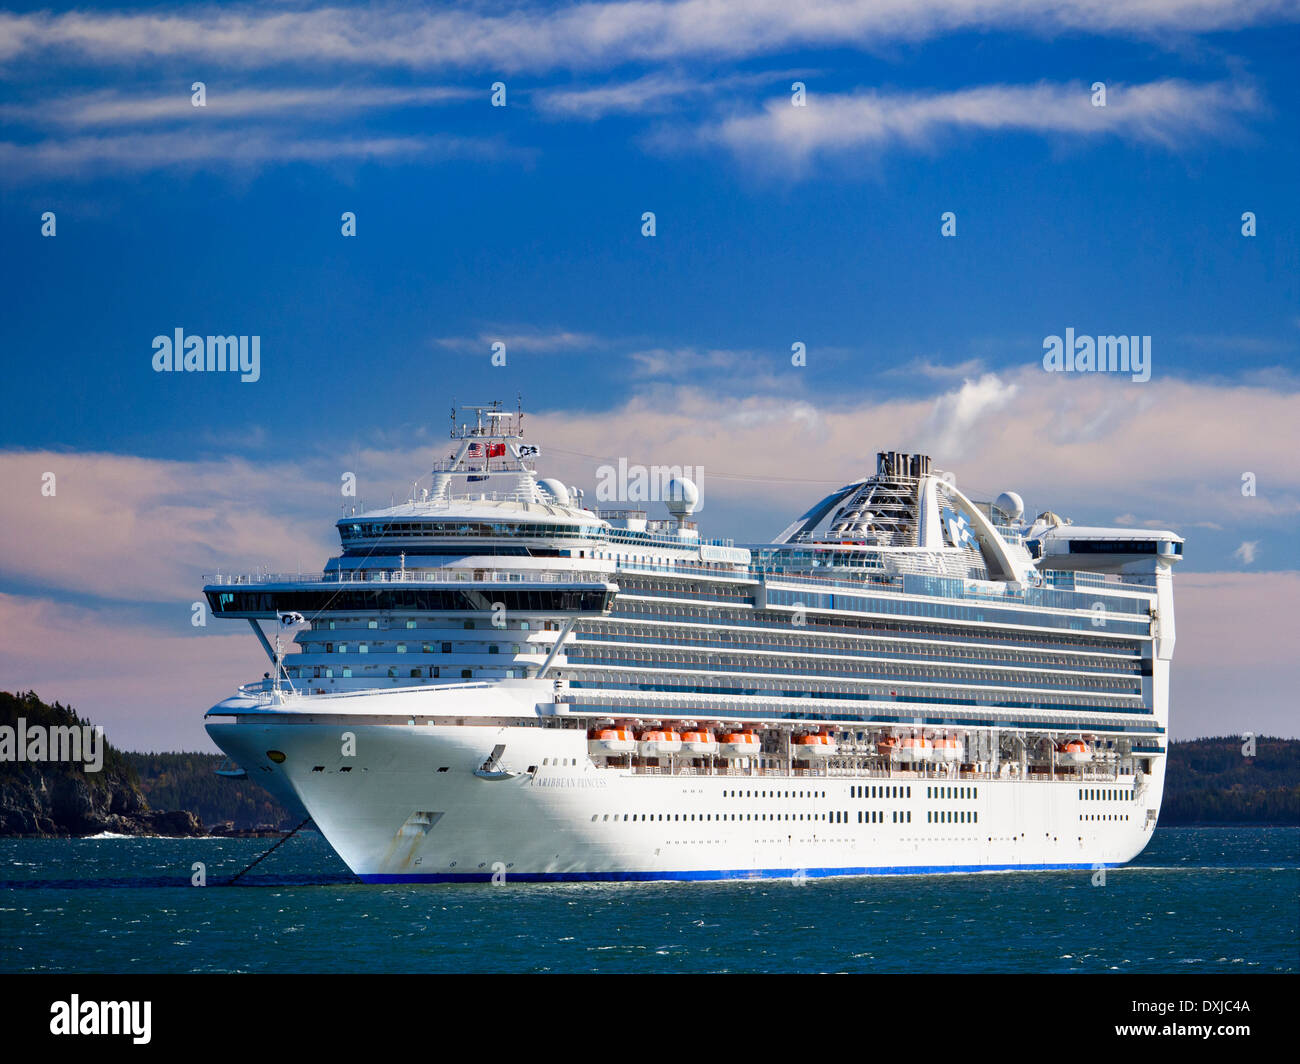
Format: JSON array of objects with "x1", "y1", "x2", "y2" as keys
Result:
[
  {"x1": 995, "y1": 491, "x2": 1024, "y2": 521},
  {"x1": 537, "y1": 478, "x2": 570, "y2": 506},
  {"x1": 665, "y1": 477, "x2": 700, "y2": 517}
]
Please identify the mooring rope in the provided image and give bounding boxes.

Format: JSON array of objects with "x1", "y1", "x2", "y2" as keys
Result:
[{"x1": 224, "y1": 817, "x2": 312, "y2": 885}]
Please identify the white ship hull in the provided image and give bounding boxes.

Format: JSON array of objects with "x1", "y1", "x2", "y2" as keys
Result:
[{"x1": 207, "y1": 686, "x2": 1164, "y2": 882}]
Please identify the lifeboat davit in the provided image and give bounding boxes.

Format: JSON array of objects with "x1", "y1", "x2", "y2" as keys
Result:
[
  {"x1": 719, "y1": 731, "x2": 760, "y2": 758},
  {"x1": 587, "y1": 727, "x2": 636, "y2": 757},
  {"x1": 876, "y1": 736, "x2": 899, "y2": 759},
  {"x1": 934, "y1": 737, "x2": 963, "y2": 763},
  {"x1": 680, "y1": 730, "x2": 719, "y2": 756},
  {"x1": 792, "y1": 733, "x2": 837, "y2": 760},
  {"x1": 896, "y1": 735, "x2": 933, "y2": 763},
  {"x1": 638, "y1": 729, "x2": 682, "y2": 758},
  {"x1": 1058, "y1": 739, "x2": 1092, "y2": 765}
]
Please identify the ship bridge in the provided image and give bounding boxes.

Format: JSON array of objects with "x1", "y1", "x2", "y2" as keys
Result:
[{"x1": 1026, "y1": 525, "x2": 1184, "y2": 574}]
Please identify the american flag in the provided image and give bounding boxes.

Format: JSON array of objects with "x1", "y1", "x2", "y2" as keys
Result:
[{"x1": 466, "y1": 442, "x2": 483, "y2": 456}]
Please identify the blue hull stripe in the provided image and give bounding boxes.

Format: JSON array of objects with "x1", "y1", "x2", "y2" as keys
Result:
[{"x1": 360, "y1": 861, "x2": 1111, "y2": 884}]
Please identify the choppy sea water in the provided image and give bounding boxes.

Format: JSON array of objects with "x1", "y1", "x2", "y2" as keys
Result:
[{"x1": 0, "y1": 827, "x2": 1295, "y2": 973}]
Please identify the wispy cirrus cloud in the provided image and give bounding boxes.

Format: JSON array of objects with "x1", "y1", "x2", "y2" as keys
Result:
[
  {"x1": 884, "y1": 356, "x2": 986, "y2": 380},
  {"x1": 685, "y1": 79, "x2": 1262, "y2": 168},
  {"x1": 0, "y1": 85, "x2": 478, "y2": 130},
  {"x1": 0, "y1": 129, "x2": 512, "y2": 180},
  {"x1": 0, "y1": 2, "x2": 1295, "y2": 72},
  {"x1": 628, "y1": 346, "x2": 757, "y2": 376},
  {"x1": 534, "y1": 70, "x2": 804, "y2": 120},
  {"x1": 433, "y1": 326, "x2": 606, "y2": 355}
]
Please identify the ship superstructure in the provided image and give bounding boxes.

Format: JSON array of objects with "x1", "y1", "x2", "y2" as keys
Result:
[{"x1": 203, "y1": 402, "x2": 1182, "y2": 881}]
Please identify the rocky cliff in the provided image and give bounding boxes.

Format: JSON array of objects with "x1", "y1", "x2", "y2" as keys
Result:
[{"x1": 0, "y1": 691, "x2": 205, "y2": 837}]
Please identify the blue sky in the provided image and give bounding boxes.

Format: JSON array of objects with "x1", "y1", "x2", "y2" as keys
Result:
[{"x1": 1, "y1": 1, "x2": 1298, "y2": 748}]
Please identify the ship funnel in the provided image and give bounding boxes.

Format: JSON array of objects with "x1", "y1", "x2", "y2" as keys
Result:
[{"x1": 876, "y1": 452, "x2": 931, "y2": 479}]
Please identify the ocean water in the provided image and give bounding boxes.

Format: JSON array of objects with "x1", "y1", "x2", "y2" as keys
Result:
[{"x1": 0, "y1": 827, "x2": 1295, "y2": 973}]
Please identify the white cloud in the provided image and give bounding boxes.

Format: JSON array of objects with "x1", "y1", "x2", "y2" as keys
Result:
[
  {"x1": 923, "y1": 373, "x2": 1020, "y2": 456},
  {"x1": 628, "y1": 346, "x2": 757, "y2": 377},
  {"x1": 0, "y1": 85, "x2": 477, "y2": 130},
  {"x1": 1234, "y1": 540, "x2": 1259, "y2": 564},
  {"x1": 535, "y1": 71, "x2": 716, "y2": 119},
  {"x1": 535, "y1": 70, "x2": 802, "y2": 120},
  {"x1": 884, "y1": 357, "x2": 986, "y2": 380},
  {"x1": 0, "y1": 450, "x2": 337, "y2": 602},
  {"x1": 433, "y1": 327, "x2": 605, "y2": 355},
  {"x1": 692, "y1": 79, "x2": 1260, "y2": 168},
  {"x1": 0, "y1": 129, "x2": 509, "y2": 180},
  {"x1": 0, "y1": 3, "x2": 1293, "y2": 72}
]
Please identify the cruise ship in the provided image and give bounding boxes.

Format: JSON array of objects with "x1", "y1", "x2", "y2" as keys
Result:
[{"x1": 203, "y1": 402, "x2": 1182, "y2": 882}]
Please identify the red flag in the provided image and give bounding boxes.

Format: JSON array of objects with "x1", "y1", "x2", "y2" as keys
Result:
[{"x1": 487, "y1": 443, "x2": 506, "y2": 457}]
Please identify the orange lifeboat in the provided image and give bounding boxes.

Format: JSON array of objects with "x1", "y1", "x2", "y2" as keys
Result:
[
  {"x1": 896, "y1": 735, "x2": 933, "y2": 764},
  {"x1": 792, "y1": 732, "x2": 837, "y2": 760},
  {"x1": 587, "y1": 727, "x2": 636, "y2": 757},
  {"x1": 1057, "y1": 739, "x2": 1092, "y2": 765},
  {"x1": 637, "y1": 728, "x2": 682, "y2": 758},
  {"x1": 718, "y1": 731, "x2": 760, "y2": 759},
  {"x1": 680, "y1": 729, "x2": 719, "y2": 756},
  {"x1": 934, "y1": 737, "x2": 963, "y2": 764},
  {"x1": 876, "y1": 736, "x2": 899, "y2": 759}
]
